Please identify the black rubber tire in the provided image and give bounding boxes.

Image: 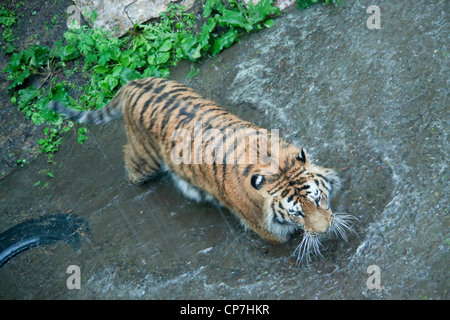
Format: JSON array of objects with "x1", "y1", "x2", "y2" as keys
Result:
[{"x1": 0, "y1": 213, "x2": 88, "y2": 270}]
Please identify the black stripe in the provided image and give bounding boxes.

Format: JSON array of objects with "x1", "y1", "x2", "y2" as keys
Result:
[
  {"x1": 320, "y1": 179, "x2": 331, "y2": 192},
  {"x1": 233, "y1": 130, "x2": 261, "y2": 165},
  {"x1": 125, "y1": 106, "x2": 161, "y2": 169},
  {"x1": 127, "y1": 155, "x2": 147, "y2": 176},
  {"x1": 153, "y1": 79, "x2": 168, "y2": 94},
  {"x1": 316, "y1": 173, "x2": 331, "y2": 184},
  {"x1": 271, "y1": 203, "x2": 285, "y2": 224},
  {"x1": 160, "y1": 101, "x2": 183, "y2": 142},
  {"x1": 290, "y1": 169, "x2": 306, "y2": 181},
  {"x1": 296, "y1": 184, "x2": 310, "y2": 192},
  {"x1": 172, "y1": 117, "x2": 190, "y2": 136},
  {"x1": 130, "y1": 78, "x2": 159, "y2": 116},
  {"x1": 214, "y1": 119, "x2": 243, "y2": 131},
  {"x1": 281, "y1": 188, "x2": 289, "y2": 198},
  {"x1": 154, "y1": 87, "x2": 188, "y2": 106},
  {"x1": 243, "y1": 165, "x2": 253, "y2": 177},
  {"x1": 129, "y1": 133, "x2": 160, "y2": 172},
  {"x1": 268, "y1": 176, "x2": 285, "y2": 194},
  {"x1": 198, "y1": 109, "x2": 229, "y2": 124},
  {"x1": 146, "y1": 92, "x2": 185, "y2": 129},
  {"x1": 269, "y1": 181, "x2": 288, "y2": 195},
  {"x1": 137, "y1": 79, "x2": 172, "y2": 117},
  {"x1": 271, "y1": 202, "x2": 277, "y2": 220}
]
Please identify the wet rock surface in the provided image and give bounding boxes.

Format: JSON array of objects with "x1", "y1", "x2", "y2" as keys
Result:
[{"x1": 0, "y1": 0, "x2": 448, "y2": 299}]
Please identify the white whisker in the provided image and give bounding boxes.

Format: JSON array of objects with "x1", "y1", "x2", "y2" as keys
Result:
[
  {"x1": 331, "y1": 212, "x2": 358, "y2": 242},
  {"x1": 294, "y1": 232, "x2": 323, "y2": 265}
]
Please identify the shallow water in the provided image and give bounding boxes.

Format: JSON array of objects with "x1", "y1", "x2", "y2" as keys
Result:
[{"x1": 0, "y1": 0, "x2": 448, "y2": 299}]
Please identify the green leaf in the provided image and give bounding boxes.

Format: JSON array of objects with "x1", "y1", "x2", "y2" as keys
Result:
[
  {"x1": 199, "y1": 18, "x2": 216, "y2": 49},
  {"x1": 98, "y1": 51, "x2": 112, "y2": 65},
  {"x1": 50, "y1": 83, "x2": 73, "y2": 105},
  {"x1": 31, "y1": 112, "x2": 46, "y2": 125},
  {"x1": 64, "y1": 30, "x2": 80, "y2": 46},
  {"x1": 88, "y1": 10, "x2": 98, "y2": 24},
  {"x1": 5, "y1": 45, "x2": 51, "y2": 90},
  {"x1": 186, "y1": 66, "x2": 199, "y2": 79},
  {"x1": 143, "y1": 66, "x2": 159, "y2": 77},
  {"x1": 159, "y1": 68, "x2": 170, "y2": 78},
  {"x1": 159, "y1": 39, "x2": 173, "y2": 52},
  {"x1": 147, "y1": 55, "x2": 155, "y2": 65},
  {"x1": 61, "y1": 44, "x2": 79, "y2": 61},
  {"x1": 142, "y1": 66, "x2": 169, "y2": 78},
  {"x1": 203, "y1": 0, "x2": 225, "y2": 17},
  {"x1": 29, "y1": 45, "x2": 49, "y2": 69},
  {"x1": 107, "y1": 75, "x2": 119, "y2": 91},
  {"x1": 4, "y1": 51, "x2": 23, "y2": 73},
  {"x1": 8, "y1": 69, "x2": 30, "y2": 90},
  {"x1": 178, "y1": 35, "x2": 201, "y2": 61},
  {"x1": 120, "y1": 55, "x2": 132, "y2": 67},
  {"x1": 263, "y1": 18, "x2": 275, "y2": 28},
  {"x1": 211, "y1": 28, "x2": 238, "y2": 56},
  {"x1": 251, "y1": 0, "x2": 280, "y2": 24},
  {"x1": 17, "y1": 86, "x2": 40, "y2": 109},
  {"x1": 156, "y1": 51, "x2": 171, "y2": 65},
  {"x1": 5, "y1": 44, "x2": 15, "y2": 54},
  {"x1": 93, "y1": 65, "x2": 110, "y2": 74},
  {"x1": 216, "y1": 8, "x2": 253, "y2": 33},
  {"x1": 77, "y1": 127, "x2": 88, "y2": 144},
  {"x1": 122, "y1": 68, "x2": 141, "y2": 83},
  {"x1": 192, "y1": 45, "x2": 202, "y2": 60}
]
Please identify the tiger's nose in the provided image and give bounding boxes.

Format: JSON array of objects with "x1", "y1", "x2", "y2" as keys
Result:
[{"x1": 308, "y1": 209, "x2": 332, "y2": 234}]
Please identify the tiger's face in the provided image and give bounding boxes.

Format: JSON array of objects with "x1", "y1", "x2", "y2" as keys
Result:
[{"x1": 251, "y1": 148, "x2": 341, "y2": 238}]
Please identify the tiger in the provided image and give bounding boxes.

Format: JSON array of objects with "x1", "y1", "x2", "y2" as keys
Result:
[{"x1": 49, "y1": 77, "x2": 354, "y2": 263}]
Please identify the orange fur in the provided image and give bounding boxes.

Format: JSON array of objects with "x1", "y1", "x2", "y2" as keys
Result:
[{"x1": 51, "y1": 77, "x2": 342, "y2": 244}]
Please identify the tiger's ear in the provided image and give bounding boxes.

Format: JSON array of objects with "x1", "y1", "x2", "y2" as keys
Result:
[
  {"x1": 251, "y1": 174, "x2": 266, "y2": 190},
  {"x1": 296, "y1": 148, "x2": 309, "y2": 164}
]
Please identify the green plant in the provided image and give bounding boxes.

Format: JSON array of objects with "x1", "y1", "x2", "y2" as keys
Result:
[
  {"x1": 296, "y1": 0, "x2": 342, "y2": 10},
  {"x1": 0, "y1": 3, "x2": 25, "y2": 53},
  {"x1": 4, "y1": 45, "x2": 50, "y2": 91},
  {"x1": 0, "y1": 5, "x2": 17, "y2": 43},
  {"x1": 16, "y1": 158, "x2": 27, "y2": 167},
  {"x1": 186, "y1": 65, "x2": 200, "y2": 79},
  {"x1": 77, "y1": 127, "x2": 88, "y2": 144},
  {"x1": 203, "y1": 0, "x2": 280, "y2": 55},
  {"x1": 15, "y1": 82, "x2": 76, "y2": 165},
  {"x1": 5, "y1": 40, "x2": 80, "y2": 92}
]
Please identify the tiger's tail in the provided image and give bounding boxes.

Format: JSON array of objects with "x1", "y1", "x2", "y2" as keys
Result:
[{"x1": 48, "y1": 88, "x2": 124, "y2": 125}]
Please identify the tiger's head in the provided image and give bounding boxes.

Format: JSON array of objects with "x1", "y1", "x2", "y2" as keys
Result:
[{"x1": 250, "y1": 147, "x2": 352, "y2": 262}]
